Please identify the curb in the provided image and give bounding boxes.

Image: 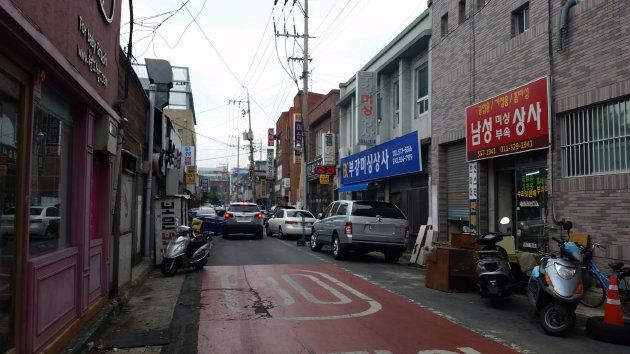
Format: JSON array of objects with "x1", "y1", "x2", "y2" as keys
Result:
[{"x1": 61, "y1": 260, "x2": 154, "y2": 353}]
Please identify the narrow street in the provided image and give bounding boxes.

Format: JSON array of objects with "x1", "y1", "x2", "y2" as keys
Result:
[{"x1": 95, "y1": 234, "x2": 626, "y2": 354}]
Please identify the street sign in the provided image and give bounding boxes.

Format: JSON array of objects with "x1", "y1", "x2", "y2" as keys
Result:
[{"x1": 319, "y1": 175, "x2": 329, "y2": 184}]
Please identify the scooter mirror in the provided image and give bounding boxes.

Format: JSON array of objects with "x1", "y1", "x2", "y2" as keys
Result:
[
  {"x1": 176, "y1": 225, "x2": 191, "y2": 234},
  {"x1": 499, "y1": 217, "x2": 510, "y2": 225}
]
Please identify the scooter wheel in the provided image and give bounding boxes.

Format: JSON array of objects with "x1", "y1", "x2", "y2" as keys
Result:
[
  {"x1": 586, "y1": 316, "x2": 630, "y2": 345},
  {"x1": 539, "y1": 303, "x2": 575, "y2": 337},
  {"x1": 161, "y1": 259, "x2": 178, "y2": 276}
]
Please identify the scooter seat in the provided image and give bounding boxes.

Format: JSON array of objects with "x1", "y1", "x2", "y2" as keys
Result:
[{"x1": 609, "y1": 262, "x2": 624, "y2": 271}]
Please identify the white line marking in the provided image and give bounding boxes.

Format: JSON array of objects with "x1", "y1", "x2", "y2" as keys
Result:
[
  {"x1": 282, "y1": 273, "x2": 352, "y2": 304},
  {"x1": 267, "y1": 276, "x2": 295, "y2": 306}
]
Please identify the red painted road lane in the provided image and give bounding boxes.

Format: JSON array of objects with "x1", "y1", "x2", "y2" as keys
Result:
[{"x1": 198, "y1": 264, "x2": 516, "y2": 354}]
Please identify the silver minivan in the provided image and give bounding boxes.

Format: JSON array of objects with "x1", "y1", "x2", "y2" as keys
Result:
[{"x1": 310, "y1": 200, "x2": 409, "y2": 263}]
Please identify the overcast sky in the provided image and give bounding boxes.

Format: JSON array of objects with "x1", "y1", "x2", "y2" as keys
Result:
[{"x1": 121, "y1": 0, "x2": 428, "y2": 169}]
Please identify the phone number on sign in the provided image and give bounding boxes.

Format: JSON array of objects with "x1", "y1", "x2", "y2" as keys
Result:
[{"x1": 475, "y1": 139, "x2": 534, "y2": 159}]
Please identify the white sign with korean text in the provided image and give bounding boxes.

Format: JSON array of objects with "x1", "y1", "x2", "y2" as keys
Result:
[
  {"x1": 356, "y1": 71, "x2": 377, "y2": 146},
  {"x1": 322, "y1": 132, "x2": 336, "y2": 166}
]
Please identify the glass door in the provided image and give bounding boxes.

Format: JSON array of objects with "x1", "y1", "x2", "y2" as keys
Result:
[{"x1": 515, "y1": 168, "x2": 548, "y2": 252}]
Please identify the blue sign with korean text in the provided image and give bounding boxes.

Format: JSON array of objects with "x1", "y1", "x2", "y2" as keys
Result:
[{"x1": 340, "y1": 131, "x2": 421, "y2": 185}]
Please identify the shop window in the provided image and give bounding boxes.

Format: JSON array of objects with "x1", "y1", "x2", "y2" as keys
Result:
[
  {"x1": 415, "y1": 66, "x2": 429, "y2": 118},
  {"x1": 0, "y1": 63, "x2": 26, "y2": 352},
  {"x1": 560, "y1": 98, "x2": 630, "y2": 177},
  {"x1": 393, "y1": 81, "x2": 400, "y2": 128},
  {"x1": 511, "y1": 3, "x2": 530, "y2": 36},
  {"x1": 30, "y1": 105, "x2": 72, "y2": 257}
]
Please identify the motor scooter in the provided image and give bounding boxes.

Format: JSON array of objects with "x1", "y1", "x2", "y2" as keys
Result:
[
  {"x1": 475, "y1": 217, "x2": 513, "y2": 307},
  {"x1": 527, "y1": 221, "x2": 584, "y2": 336},
  {"x1": 161, "y1": 225, "x2": 212, "y2": 276}
]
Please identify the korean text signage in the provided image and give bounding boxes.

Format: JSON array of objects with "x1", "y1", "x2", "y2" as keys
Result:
[
  {"x1": 268, "y1": 128, "x2": 275, "y2": 147},
  {"x1": 266, "y1": 148, "x2": 275, "y2": 180},
  {"x1": 340, "y1": 130, "x2": 421, "y2": 185},
  {"x1": 307, "y1": 158, "x2": 323, "y2": 182},
  {"x1": 154, "y1": 198, "x2": 182, "y2": 264},
  {"x1": 293, "y1": 114, "x2": 303, "y2": 161},
  {"x1": 183, "y1": 146, "x2": 194, "y2": 166},
  {"x1": 322, "y1": 132, "x2": 336, "y2": 165},
  {"x1": 468, "y1": 162, "x2": 478, "y2": 233},
  {"x1": 356, "y1": 71, "x2": 377, "y2": 146},
  {"x1": 465, "y1": 77, "x2": 550, "y2": 161}
]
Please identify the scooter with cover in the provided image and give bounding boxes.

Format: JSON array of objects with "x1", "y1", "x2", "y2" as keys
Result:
[{"x1": 161, "y1": 225, "x2": 212, "y2": 276}]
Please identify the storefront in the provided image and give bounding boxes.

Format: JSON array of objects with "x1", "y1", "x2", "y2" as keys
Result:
[
  {"x1": 0, "y1": 0, "x2": 121, "y2": 352},
  {"x1": 465, "y1": 77, "x2": 551, "y2": 252},
  {"x1": 338, "y1": 131, "x2": 427, "y2": 238}
]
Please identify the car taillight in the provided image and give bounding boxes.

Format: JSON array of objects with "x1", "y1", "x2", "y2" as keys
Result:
[
  {"x1": 224, "y1": 212, "x2": 233, "y2": 219},
  {"x1": 404, "y1": 225, "x2": 409, "y2": 239},
  {"x1": 256, "y1": 213, "x2": 263, "y2": 219},
  {"x1": 484, "y1": 262, "x2": 499, "y2": 272},
  {"x1": 344, "y1": 222, "x2": 352, "y2": 234}
]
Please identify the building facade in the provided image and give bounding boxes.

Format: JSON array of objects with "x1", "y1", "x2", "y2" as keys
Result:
[
  {"x1": 274, "y1": 91, "x2": 324, "y2": 207},
  {"x1": 429, "y1": 0, "x2": 630, "y2": 262},
  {"x1": 306, "y1": 89, "x2": 340, "y2": 214},
  {"x1": 337, "y1": 10, "x2": 432, "y2": 239},
  {"x1": 0, "y1": 0, "x2": 121, "y2": 351}
]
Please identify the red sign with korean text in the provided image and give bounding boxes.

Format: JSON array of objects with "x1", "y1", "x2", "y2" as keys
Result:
[
  {"x1": 314, "y1": 165, "x2": 336, "y2": 175},
  {"x1": 465, "y1": 77, "x2": 550, "y2": 161}
]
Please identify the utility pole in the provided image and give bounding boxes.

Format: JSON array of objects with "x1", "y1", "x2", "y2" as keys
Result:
[
  {"x1": 236, "y1": 134, "x2": 240, "y2": 201},
  {"x1": 300, "y1": 0, "x2": 310, "y2": 211},
  {"x1": 230, "y1": 88, "x2": 255, "y2": 203}
]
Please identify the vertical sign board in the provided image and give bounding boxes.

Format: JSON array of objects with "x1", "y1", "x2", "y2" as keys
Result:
[
  {"x1": 201, "y1": 178, "x2": 209, "y2": 193},
  {"x1": 322, "y1": 132, "x2": 336, "y2": 166},
  {"x1": 293, "y1": 113, "x2": 303, "y2": 163},
  {"x1": 466, "y1": 77, "x2": 550, "y2": 161},
  {"x1": 468, "y1": 162, "x2": 478, "y2": 233},
  {"x1": 266, "y1": 148, "x2": 275, "y2": 180},
  {"x1": 356, "y1": 71, "x2": 377, "y2": 146},
  {"x1": 183, "y1": 146, "x2": 195, "y2": 166},
  {"x1": 154, "y1": 197, "x2": 183, "y2": 264},
  {"x1": 268, "y1": 128, "x2": 275, "y2": 147}
]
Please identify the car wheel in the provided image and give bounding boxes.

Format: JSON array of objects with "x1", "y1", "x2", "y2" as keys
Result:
[
  {"x1": 332, "y1": 235, "x2": 345, "y2": 260},
  {"x1": 384, "y1": 251, "x2": 402, "y2": 264},
  {"x1": 265, "y1": 225, "x2": 273, "y2": 237},
  {"x1": 255, "y1": 230, "x2": 264, "y2": 240},
  {"x1": 278, "y1": 227, "x2": 284, "y2": 240},
  {"x1": 310, "y1": 230, "x2": 323, "y2": 252},
  {"x1": 161, "y1": 259, "x2": 178, "y2": 276}
]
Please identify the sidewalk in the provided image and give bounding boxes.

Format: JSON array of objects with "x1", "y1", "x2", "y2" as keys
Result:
[{"x1": 62, "y1": 259, "x2": 154, "y2": 353}]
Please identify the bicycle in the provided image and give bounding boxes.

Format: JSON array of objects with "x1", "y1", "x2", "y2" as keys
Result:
[{"x1": 581, "y1": 242, "x2": 630, "y2": 315}]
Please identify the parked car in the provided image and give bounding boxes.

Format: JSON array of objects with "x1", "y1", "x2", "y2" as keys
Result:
[
  {"x1": 310, "y1": 200, "x2": 409, "y2": 263},
  {"x1": 1, "y1": 206, "x2": 60, "y2": 244},
  {"x1": 223, "y1": 202, "x2": 264, "y2": 239},
  {"x1": 264, "y1": 205, "x2": 296, "y2": 227},
  {"x1": 266, "y1": 209, "x2": 316, "y2": 239}
]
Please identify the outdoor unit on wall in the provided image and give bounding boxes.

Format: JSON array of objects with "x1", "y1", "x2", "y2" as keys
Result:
[{"x1": 93, "y1": 114, "x2": 117, "y2": 154}]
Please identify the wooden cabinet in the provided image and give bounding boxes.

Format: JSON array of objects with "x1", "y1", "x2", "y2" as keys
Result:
[{"x1": 426, "y1": 246, "x2": 476, "y2": 293}]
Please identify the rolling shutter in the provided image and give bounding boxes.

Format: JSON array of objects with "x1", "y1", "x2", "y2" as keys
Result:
[{"x1": 447, "y1": 143, "x2": 469, "y2": 220}]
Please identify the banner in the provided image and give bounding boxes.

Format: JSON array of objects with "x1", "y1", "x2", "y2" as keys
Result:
[
  {"x1": 466, "y1": 77, "x2": 550, "y2": 161},
  {"x1": 201, "y1": 178, "x2": 208, "y2": 193},
  {"x1": 340, "y1": 130, "x2": 421, "y2": 185},
  {"x1": 186, "y1": 170, "x2": 196, "y2": 184},
  {"x1": 356, "y1": 71, "x2": 377, "y2": 146},
  {"x1": 183, "y1": 146, "x2": 195, "y2": 166}
]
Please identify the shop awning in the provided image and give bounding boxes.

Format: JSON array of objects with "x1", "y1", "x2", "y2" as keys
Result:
[{"x1": 337, "y1": 182, "x2": 371, "y2": 193}]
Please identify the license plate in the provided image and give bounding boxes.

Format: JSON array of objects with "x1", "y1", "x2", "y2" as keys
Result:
[{"x1": 236, "y1": 217, "x2": 250, "y2": 223}]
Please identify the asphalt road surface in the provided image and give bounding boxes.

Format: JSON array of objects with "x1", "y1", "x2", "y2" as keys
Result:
[{"x1": 157, "y1": 233, "x2": 626, "y2": 353}]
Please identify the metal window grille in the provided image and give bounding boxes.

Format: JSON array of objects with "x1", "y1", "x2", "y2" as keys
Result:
[
  {"x1": 560, "y1": 98, "x2": 630, "y2": 177},
  {"x1": 393, "y1": 81, "x2": 400, "y2": 128}
]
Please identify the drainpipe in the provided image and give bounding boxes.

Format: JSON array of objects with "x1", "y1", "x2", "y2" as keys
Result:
[
  {"x1": 144, "y1": 89, "x2": 155, "y2": 259},
  {"x1": 557, "y1": 0, "x2": 582, "y2": 51}
]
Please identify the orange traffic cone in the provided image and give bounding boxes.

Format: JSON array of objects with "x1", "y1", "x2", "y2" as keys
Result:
[{"x1": 603, "y1": 275, "x2": 624, "y2": 326}]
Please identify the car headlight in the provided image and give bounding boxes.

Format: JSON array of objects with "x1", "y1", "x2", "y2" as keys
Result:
[{"x1": 554, "y1": 263, "x2": 577, "y2": 279}]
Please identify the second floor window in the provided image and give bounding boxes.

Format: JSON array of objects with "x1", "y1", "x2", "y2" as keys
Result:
[
  {"x1": 415, "y1": 66, "x2": 429, "y2": 118},
  {"x1": 441, "y1": 13, "x2": 449, "y2": 38},
  {"x1": 512, "y1": 3, "x2": 530, "y2": 36},
  {"x1": 393, "y1": 81, "x2": 400, "y2": 128}
]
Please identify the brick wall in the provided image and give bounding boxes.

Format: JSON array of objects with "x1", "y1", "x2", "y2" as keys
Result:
[{"x1": 430, "y1": 0, "x2": 630, "y2": 261}]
